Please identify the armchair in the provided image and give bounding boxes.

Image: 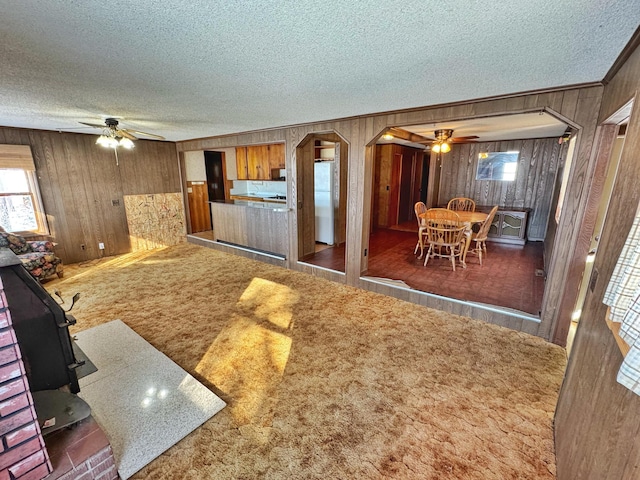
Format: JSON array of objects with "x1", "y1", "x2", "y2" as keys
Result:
[{"x1": 0, "y1": 229, "x2": 63, "y2": 281}]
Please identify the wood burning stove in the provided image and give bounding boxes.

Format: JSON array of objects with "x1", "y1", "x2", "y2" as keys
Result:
[{"x1": 0, "y1": 249, "x2": 81, "y2": 393}]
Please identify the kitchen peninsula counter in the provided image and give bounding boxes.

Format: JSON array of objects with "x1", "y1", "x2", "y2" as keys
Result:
[
  {"x1": 210, "y1": 199, "x2": 288, "y2": 211},
  {"x1": 209, "y1": 201, "x2": 289, "y2": 256}
]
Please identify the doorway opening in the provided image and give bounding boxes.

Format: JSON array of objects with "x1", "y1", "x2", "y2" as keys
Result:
[
  {"x1": 205, "y1": 151, "x2": 226, "y2": 202},
  {"x1": 566, "y1": 101, "x2": 633, "y2": 353},
  {"x1": 295, "y1": 132, "x2": 349, "y2": 273},
  {"x1": 363, "y1": 112, "x2": 573, "y2": 315}
]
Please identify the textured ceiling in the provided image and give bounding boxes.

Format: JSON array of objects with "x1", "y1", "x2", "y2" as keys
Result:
[{"x1": 0, "y1": 1, "x2": 639, "y2": 142}]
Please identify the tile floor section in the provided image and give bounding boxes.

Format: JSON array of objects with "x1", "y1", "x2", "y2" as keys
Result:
[{"x1": 74, "y1": 320, "x2": 226, "y2": 479}]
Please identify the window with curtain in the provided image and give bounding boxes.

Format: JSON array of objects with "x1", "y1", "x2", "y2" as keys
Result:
[{"x1": 0, "y1": 145, "x2": 48, "y2": 234}]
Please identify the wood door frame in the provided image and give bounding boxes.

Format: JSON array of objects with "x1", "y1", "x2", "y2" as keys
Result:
[
  {"x1": 294, "y1": 130, "x2": 349, "y2": 269},
  {"x1": 178, "y1": 151, "x2": 193, "y2": 234},
  {"x1": 551, "y1": 99, "x2": 634, "y2": 345}
]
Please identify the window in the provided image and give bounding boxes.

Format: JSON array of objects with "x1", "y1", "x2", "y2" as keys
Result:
[
  {"x1": 476, "y1": 151, "x2": 519, "y2": 181},
  {"x1": 0, "y1": 145, "x2": 48, "y2": 234}
]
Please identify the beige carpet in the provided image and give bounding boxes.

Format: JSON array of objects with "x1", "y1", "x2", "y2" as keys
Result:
[{"x1": 46, "y1": 243, "x2": 567, "y2": 479}]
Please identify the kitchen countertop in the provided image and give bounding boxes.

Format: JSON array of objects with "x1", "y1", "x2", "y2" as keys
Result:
[
  {"x1": 209, "y1": 199, "x2": 289, "y2": 212},
  {"x1": 231, "y1": 192, "x2": 287, "y2": 201}
]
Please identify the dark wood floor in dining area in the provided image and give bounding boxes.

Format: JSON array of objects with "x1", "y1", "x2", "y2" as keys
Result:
[{"x1": 305, "y1": 228, "x2": 545, "y2": 315}]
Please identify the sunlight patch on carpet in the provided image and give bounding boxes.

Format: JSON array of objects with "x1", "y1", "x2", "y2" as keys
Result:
[
  {"x1": 237, "y1": 277, "x2": 299, "y2": 329},
  {"x1": 74, "y1": 320, "x2": 226, "y2": 479},
  {"x1": 196, "y1": 315, "x2": 291, "y2": 426}
]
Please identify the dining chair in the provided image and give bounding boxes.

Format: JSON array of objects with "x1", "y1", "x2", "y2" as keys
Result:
[
  {"x1": 447, "y1": 197, "x2": 476, "y2": 212},
  {"x1": 419, "y1": 208, "x2": 462, "y2": 262},
  {"x1": 423, "y1": 219, "x2": 467, "y2": 271},
  {"x1": 423, "y1": 207, "x2": 461, "y2": 224},
  {"x1": 413, "y1": 202, "x2": 428, "y2": 258},
  {"x1": 466, "y1": 205, "x2": 499, "y2": 265}
]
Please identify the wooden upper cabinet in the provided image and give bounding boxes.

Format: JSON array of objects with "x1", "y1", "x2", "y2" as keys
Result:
[
  {"x1": 236, "y1": 147, "x2": 248, "y2": 180},
  {"x1": 246, "y1": 145, "x2": 269, "y2": 179},
  {"x1": 268, "y1": 144, "x2": 285, "y2": 170},
  {"x1": 236, "y1": 143, "x2": 285, "y2": 180}
]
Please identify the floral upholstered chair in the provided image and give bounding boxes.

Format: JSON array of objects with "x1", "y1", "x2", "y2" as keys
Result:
[{"x1": 0, "y1": 228, "x2": 63, "y2": 281}]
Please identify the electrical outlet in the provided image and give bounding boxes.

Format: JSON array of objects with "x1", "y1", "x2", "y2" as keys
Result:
[
  {"x1": 98, "y1": 242, "x2": 105, "y2": 250},
  {"x1": 80, "y1": 244, "x2": 85, "y2": 250}
]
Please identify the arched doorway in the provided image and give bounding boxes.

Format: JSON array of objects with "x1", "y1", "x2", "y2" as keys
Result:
[{"x1": 295, "y1": 132, "x2": 349, "y2": 273}]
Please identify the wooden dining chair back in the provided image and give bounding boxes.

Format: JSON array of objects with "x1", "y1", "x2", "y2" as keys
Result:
[
  {"x1": 447, "y1": 197, "x2": 476, "y2": 212},
  {"x1": 413, "y1": 202, "x2": 428, "y2": 258},
  {"x1": 466, "y1": 205, "x2": 499, "y2": 265},
  {"x1": 423, "y1": 218, "x2": 467, "y2": 271},
  {"x1": 423, "y1": 208, "x2": 461, "y2": 225}
]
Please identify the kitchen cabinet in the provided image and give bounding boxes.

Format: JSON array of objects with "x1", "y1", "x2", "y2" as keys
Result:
[
  {"x1": 487, "y1": 208, "x2": 529, "y2": 245},
  {"x1": 236, "y1": 147, "x2": 248, "y2": 180},
  {"x1": 236, "y1": 144, "x2": 285, "y2": 180},
  {"x1": 268, "y1": 143, "x2": 285, "y2": 170},
  {"x1": 247, "y1": 145, "x2": 270, "y2": 179}
]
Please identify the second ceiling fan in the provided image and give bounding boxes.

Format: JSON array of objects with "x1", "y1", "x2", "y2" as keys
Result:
[{"x1": 424, "y1": 129, "x2": 478, "y2": 153}]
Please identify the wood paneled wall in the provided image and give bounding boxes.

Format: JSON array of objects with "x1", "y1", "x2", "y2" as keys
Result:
[
  {"x1": 439, "y1": 138, "x2": 565, "y2": 240},
  {"x1": 554, "y1": 42, "x2": 640, "y2": 479},
  {"x1": 177, "y1": 83, "x2": 603, "y2": 343},
  {"x1": 0, "y1": 127, "x2": 180, "y2": 263}
]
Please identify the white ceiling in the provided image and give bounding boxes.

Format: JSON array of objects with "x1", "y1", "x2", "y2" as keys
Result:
[{"x1": 0, "y1": 1, "x2": 639, "y2": 142}]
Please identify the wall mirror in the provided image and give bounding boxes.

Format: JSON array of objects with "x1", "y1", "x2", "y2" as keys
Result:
[{"x1": 476, "y1": 151, "x2": 519, "y2": 181}]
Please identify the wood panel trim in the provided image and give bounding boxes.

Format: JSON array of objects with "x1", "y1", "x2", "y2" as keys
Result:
[
  {"x1": 551, "y1": 124, "x2": 617, "y2": 345},
  {"x1": 603, "y1": 25, "x2": 640, "y2": 84}
]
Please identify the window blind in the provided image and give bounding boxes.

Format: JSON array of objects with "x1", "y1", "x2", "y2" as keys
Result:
[{"x1": 0, "y1": 145, "x2": 36, "y2": 170}]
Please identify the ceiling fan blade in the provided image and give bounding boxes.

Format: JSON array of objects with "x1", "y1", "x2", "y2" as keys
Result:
[
  {"x1": 118, "y1": 129, "x2": 138, "y2": 140},
  {"x1": 124, "y1": 129, "x2": 165, "y2": 140},
  {"x1": 451, "y1": 135, "x2": 480, "y2": 141},
  {"x1": 79, "y1": 122, "x2": 106, "y2": 129}
]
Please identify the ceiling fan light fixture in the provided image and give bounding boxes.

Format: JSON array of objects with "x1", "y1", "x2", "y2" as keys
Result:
[
  {"x1": 440, "y1": 142, "x2": 451, "y2": 153},
  {"x1": 106, "y1": 136, "x2": 119, "y2": 149},
  {"x1": 96, "y1": 135, "x2": 110, "y2": 147},
  {"x1": 432, "y1": 144, "x2": 441, "y2": 153},
  {"x1": 119, "y1": 137, "x2": 135, "y2": 149}
]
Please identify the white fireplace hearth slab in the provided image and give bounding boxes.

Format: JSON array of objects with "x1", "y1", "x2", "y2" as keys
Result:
[{"x1": 74, "y1": 320, "x2": 226, "y2": 479}]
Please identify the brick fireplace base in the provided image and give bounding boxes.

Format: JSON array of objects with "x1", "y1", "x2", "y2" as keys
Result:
[{"x1": 44, "y1": 416, "x2": 118, "y2": 480}]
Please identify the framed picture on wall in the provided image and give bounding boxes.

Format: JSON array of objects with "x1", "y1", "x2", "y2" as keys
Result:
[{"x1": 476, "y1": 151, "x2": 519, "y2": 181}]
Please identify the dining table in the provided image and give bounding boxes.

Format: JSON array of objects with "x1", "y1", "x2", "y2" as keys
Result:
[{"x1": 419, "y1": 210, "x2": 489, "y2": 266}]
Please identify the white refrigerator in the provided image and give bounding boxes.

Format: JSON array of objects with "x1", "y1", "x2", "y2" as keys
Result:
[{"x1": 314, "y1": 161, "x2": 334, "y2": 245}]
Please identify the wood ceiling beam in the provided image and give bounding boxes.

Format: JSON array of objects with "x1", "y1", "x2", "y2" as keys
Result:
[{"x1": 386, "y1": 127, "x2": 432, "y2": 143}]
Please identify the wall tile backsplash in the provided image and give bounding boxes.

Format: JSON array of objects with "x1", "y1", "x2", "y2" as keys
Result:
[{"x1": 231, "y1": 180, "x2": 287, "y2": 196}]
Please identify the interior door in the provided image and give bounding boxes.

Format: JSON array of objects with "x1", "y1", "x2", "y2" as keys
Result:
[
  {"x1": 187, "y1": 181, "x2": 211, "y2": 233},
  {"x1": 398, "y1": 151, "x2": 414, "y2": 224},
  {"x1": 205, "y1": 151, "x2": 225, "y2": 201}
]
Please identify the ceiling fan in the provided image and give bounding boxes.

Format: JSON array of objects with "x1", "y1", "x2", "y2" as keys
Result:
[
  {"x1": 80, "y1": 118, "x2": 165, "y2": 166},
  {"x1": 80, "y1": 117, "x2": 166, "y2": 143},
  {"x1": 422, "y1": 129, "x2": 479, "y2": 153}
]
